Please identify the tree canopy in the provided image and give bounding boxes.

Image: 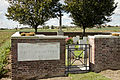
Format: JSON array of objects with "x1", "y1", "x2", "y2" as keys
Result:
[
  {"x1": 6, "y1": 0, "x2": 59, "y2": 33},
  {"x1": 65, "y1": 0, "x2": 117, "y2": 36}
]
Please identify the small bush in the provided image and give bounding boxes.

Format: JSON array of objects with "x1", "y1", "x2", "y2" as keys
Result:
[
  {"x1": 51, "y1": 25, "x2": 54, "y2": 29},
  {"x1": 43, "y1": 26, "x2": 49, "y2": 29},
  {"x1": 66, "y1": 37, "x2": 73, "y2": 45},
  {"x1": 0, "y1": 41, "x2": 11, "y2": 78}
]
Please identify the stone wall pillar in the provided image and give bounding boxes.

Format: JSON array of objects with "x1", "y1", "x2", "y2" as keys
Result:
[
  {"x1": 89, "y1": 35, "x2": 120, "y2": 72},
  {"x1": 11, "y1": 32, "x2": 67, "y2": 80}
]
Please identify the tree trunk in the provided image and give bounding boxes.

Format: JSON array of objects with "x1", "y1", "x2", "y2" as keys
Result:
[
  {"x1": 59, "y1": 10, "x2": 62, "y2": 27},
  {"x1": 35, "y1": 26, "x2": 37, "y2": 34},
  {"x1": 82, "y1": 26, "x2": 86, "y2": 38}
]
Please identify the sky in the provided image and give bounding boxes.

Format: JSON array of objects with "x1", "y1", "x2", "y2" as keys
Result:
[{"x1": 0, "y1": 0, "x2": 120, "y2": 29}]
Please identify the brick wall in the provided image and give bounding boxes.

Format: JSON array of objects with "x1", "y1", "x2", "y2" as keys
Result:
[
  {"x1": 11, "y1": 38, "x2": 66, "y2": 80},
  {"x1": 89, "y1": 36, "x2": 120, "y2": 72},
  {"x1": 33, "y1": 32, "x2": 110, "y2": 37}
]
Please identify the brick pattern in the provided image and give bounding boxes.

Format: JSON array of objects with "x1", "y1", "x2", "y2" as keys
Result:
[
  {"x1": 11, "y1": 39, "x2": 66, "y2": 80},
  {"x1": 89, "y1": 37, "x2": 120, "y2": 72}
]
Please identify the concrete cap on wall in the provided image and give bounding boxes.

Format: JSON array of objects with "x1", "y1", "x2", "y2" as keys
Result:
[
  {"x1": 11, "y1": 32, "x2": 68, "y2": 39},
  {"x1": 88, "y1": 35, "x2": 120, "y2": 38}
]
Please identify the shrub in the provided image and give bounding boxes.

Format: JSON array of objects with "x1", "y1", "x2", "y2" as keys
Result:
[
  {"x1": 51, "y1": 25, "x2": 54, "y2": 29},
  {"x1": 65, "y1": 37, "x2": 73, "y2": 45},
  {"x1": 0, "y1": 41, "x2": 11, "y2": 78},
  {"x1": 43, "y1": 26, "x2": 49, "y2": 29}
]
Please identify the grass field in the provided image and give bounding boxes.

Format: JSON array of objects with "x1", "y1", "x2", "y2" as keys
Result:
[
  {"x1": 0, "y1": 32, "x2": 15, "y2": 47},
  {"x1": 7, "y1": 26, "x2": 120, "y2": 32},
  {"x1": 0, "y1": 27, "x2": 119, "y2": 79}
]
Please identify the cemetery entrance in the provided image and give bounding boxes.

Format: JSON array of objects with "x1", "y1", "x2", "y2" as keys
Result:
[{"x1": 66, "y1": 44, "x2": 90, "y2": 73}]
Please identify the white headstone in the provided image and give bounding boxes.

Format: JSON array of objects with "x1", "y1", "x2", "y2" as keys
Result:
[
  {"x1": 79, "y1": 37, "x2": 88, "y2": 44},
  {"x1": 77, "y1": 36, "x2": 79, "y2": 39},
  {"x1": 73, "y1": 36, "x2": 79, "y2": 44},
  {"x1": 83, "y1": 37, "x2": 88, "y2": 43}
]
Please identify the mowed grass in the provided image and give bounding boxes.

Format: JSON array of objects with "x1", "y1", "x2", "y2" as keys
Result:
[
  {"x1": 69, "y1": 72, "x2": 111, "y2": 80},
  {"x1": 18, "y1": 26, "x2": 120, "y2": 32},
  {"x1": 0, "y1": 31, "x2": 15, "y2": 47}
]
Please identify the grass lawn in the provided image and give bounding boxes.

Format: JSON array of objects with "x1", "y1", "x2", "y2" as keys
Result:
[
  {"x1": 9, "y1": 26, "x2": 120, "y2": 32},
  {"x1": 0, "y1": 32, "x2": 15, "y2": 47},
  {"x1": 0, "y1": 26, "x2": 120, "y2": 33},
  {"x1": 69, "y1": 72, "x2": 111, "y2": 80}
]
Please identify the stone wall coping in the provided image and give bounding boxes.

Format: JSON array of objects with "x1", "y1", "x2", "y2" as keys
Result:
[
  {"x1": 11, "y1": 32, "x2": 68, "y2": 39},
  {"x1": 88, "y1": 35, "x2": 120, "y2": 38}
]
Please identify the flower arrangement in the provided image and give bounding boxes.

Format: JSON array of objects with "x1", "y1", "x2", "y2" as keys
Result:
[
  {"x1": 65, "y1": 37, "x2": 73, "y2": 44},
  {"x1": 20, "y1": 32, "x2": 35, "y2": 36},
  {"x1": 20, "y1": 32, "x2": 26, "y2": 36},
  {"x1": 112, "y1": 33, "x2": 119, "y2": 36}
]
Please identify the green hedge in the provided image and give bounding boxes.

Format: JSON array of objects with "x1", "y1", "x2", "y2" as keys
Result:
[{"x1": 0, "y1": 40, "x2": 11, "y2": 78}]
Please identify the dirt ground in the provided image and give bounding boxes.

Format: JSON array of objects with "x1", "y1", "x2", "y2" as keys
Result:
[{"x1": 99, "y1": 70, "x2": 120, "y2": 80}]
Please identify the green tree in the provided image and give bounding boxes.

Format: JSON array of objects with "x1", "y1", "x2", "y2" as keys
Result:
[
  {"x1": 65, "y1": 0, "x2": 117, "y2": 36},
  {"x1": 6, "y1": 0, "x2": 59, "y2": 33}
]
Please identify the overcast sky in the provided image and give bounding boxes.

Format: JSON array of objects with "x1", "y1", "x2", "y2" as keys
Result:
[{"x1": 0, "y1": 0, "x2": 120, "y2": 29}]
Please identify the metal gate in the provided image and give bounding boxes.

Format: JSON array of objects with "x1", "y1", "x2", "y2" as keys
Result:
[{"x1": 66, "y1": 44, "x2": 90, "y2": 74}]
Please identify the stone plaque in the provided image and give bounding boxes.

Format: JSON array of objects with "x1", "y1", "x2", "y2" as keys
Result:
[{"x1": 18, "y1": 42, "x2": 60, "y2": 61}]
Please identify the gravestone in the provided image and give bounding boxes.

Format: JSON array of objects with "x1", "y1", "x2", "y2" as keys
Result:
[
  {"x1": 73, "y1": 36, "x2": 79, "y2": 44},
  {"x1": 79, "y1": 37, "x2": 88, "y2": 44}
]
